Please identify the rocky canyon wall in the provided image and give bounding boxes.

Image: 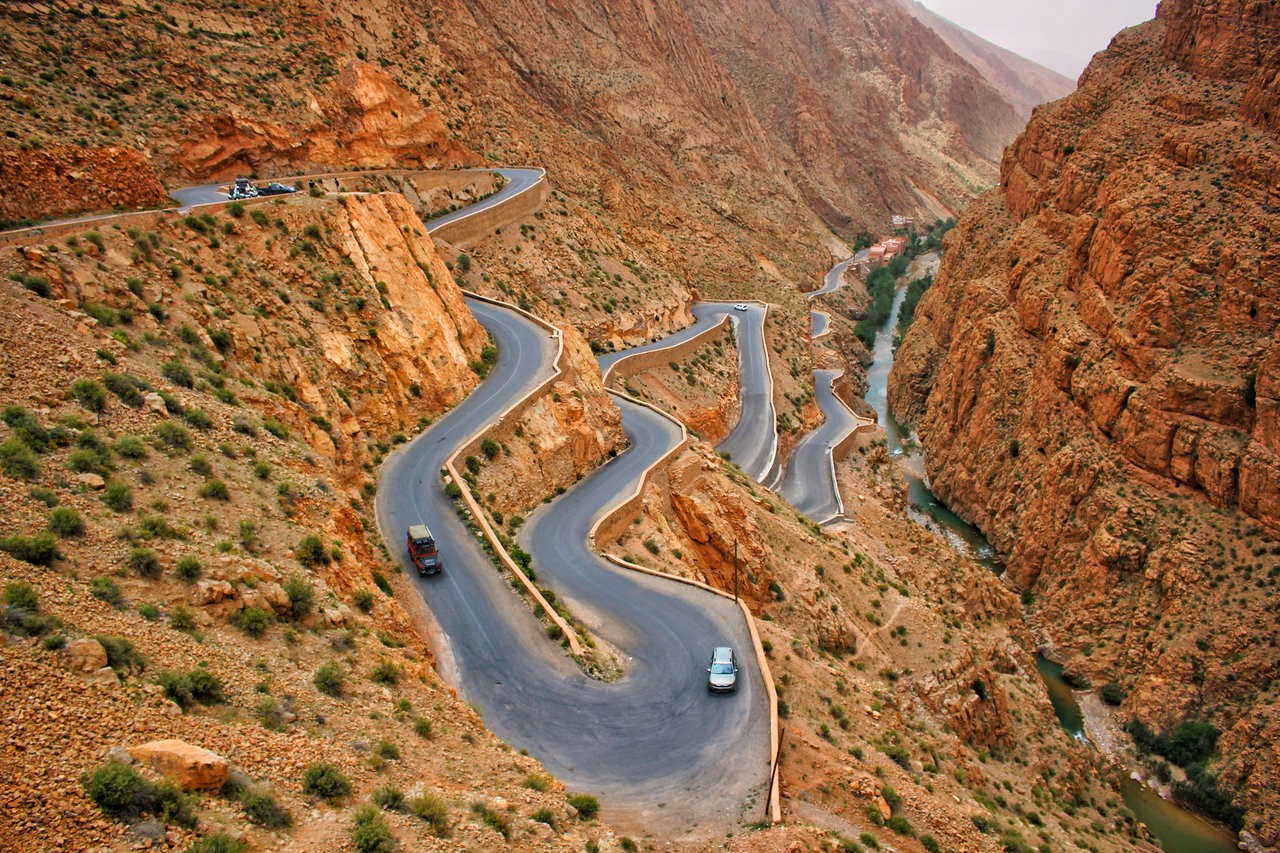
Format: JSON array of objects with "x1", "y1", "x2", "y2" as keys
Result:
[{"x1": 891, "y1": 0, "x2": 1280, "y2": 839}]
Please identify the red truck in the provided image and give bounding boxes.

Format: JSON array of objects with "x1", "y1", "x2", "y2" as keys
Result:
[{"x1": 407, "y1": 524, "x2": 442, "y2": 575}]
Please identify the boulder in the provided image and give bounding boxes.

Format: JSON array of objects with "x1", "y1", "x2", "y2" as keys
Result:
[
  {"x1": 75, "y1": 472, "x2": 106, "y2": 490},
  {"x1": 194, "y1": 579, "x2": 237, "y2": 606},
  {"x1": 143, "y1": 393, "x2": 168, "y2": 415},
  {"x1": 128, "y1": 740, "x2": 228, "y2": 790},
  {"x1": 65, "y1": 638, "x2": 107, "y2": 673},
  {"x1": 85, "y1": 666, "x2": 120, "y2": 688},
  {"x1": 259, "y1": 581, "x2": 291, "y2": 615}
]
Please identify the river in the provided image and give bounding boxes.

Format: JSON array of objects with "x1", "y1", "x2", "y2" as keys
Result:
[{"x1": 864, "y1": 273, "x2": 1240, "y2": 853}]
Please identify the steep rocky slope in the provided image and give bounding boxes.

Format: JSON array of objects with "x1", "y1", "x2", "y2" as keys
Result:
[
  {"x1": 891, "y1": 0, "x2": 1280, "y2": 841},
  {"x1": 0, "y1": 193, "x2": 633, "y2": 849},
  {"x1": 895, "y1": 0, "x2": 1076, "y2": 122}
]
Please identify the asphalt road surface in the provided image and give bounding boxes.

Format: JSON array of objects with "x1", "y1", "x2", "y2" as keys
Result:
[
  {"x1": 775, "y1": 369, "x2": 861, "y2": 522},
  {"x1": 599, "y1": 302, "x2": 778, "y2": 484},
  {"x1": 378, "y1": 298, "x2": 769, "y2": 833},
  {"x1": 806, "y1": 251, "x2": 863, "y2": 299},
  {"x1": 811, "y1": 309, "x2": 831, "y2": 339}
]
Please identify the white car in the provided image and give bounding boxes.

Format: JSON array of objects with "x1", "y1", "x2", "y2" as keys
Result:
[
  {"x1": 707, "y1": 646, "x2": 738, "y2": 693},
  {"x1": 733, "y1": 303, "x2": 749, "y2": 311}
]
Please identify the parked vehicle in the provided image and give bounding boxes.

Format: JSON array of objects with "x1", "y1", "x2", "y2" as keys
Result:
[
  {"x1": 733, "y1": 303, "x2": 749, "y2": 311},
  {"x1": 707, "y1": 646, "x2": 738, "y2": 693},
  {"x1": 228, "y1": 177, "x2": 258, "y2": 200},
  {"x1": 257, "y1": 182, "x2": 298, "y2": 196},
  {"x1": 407, "y1": 524, "x2": 442, "y2": 575}
]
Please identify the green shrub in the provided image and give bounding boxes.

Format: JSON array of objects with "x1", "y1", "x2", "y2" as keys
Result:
[
  {"x1": 886, "y1": 816, "x2": 913, "y2": 836},
  {"x1": 102, "y1": 481, "x2": 133, "y2": 512},
  {"x1": 128, "y1": 547, "x2": 162, "y2": 579},
  {"x1": 0, "y1": 435, "x2": 40, "y2": 480},
  {"x1": 413, "y1": 717, "x2": 433, "y2": 738},
  {"x1": 471, "y1": 802, "x2": 509, "y2": 839},
  {"x1": 162, "y1": 360, "x2": 194, "y2": 388},
  {"x1": 28, "y1": 486, "x2": 58, "y2": 507},
  {"x1": 353, "y1": 589, "x2": 374, "y2": 612},
  {"x1": 481, "y1": 438, "x2": 500, "y2": 459},
  {"x1": 114, "y1": 435, "x2": 148, "y2": 459},
  {"x1": 96, "y1": 635, "x2": 144, "y2": 671},
  {"x1": 184, "y1": 833, "x2": 246, "y2": 853},
  {"x1": 521, "y1": 774, "x2": 549, "y2": 792},
  {"x1": 152, "y1": 421, "x2": 193, "y2": 453},
  {"x1": 70, "y1": 378, "x2": 107, "y2": 412},
  {"x1": 412, "y1": 788, "x2": 453, "y2": 829},
  {"x1": 531, "y1": 807, "x2": 556, "y2": 827},
  {"x1": 567, "y1": 793, "x2": 599, "y2": 819},
  {"x1": 67, "y1": 446, "x2": 111, "y2": 476},
  {"x1": 370, "y1": 660, "x2": 400, "y2": 685},
  {"x1": 372, "y1": 785, "x2": 404, "y2": 811},
  {"x1": 352, "y1": 804, "x2": 396, "y2": 853},
  {"x1": 0, "y1": 531, "x2": 60, "y2": 566},
  {"x1": 314, "y1": 661, "x2": 345, "y2": 697},
  {"x1": 184, "y1": 408, "x2": 212, "y2": 430},
  {"x1": 102, "y1": 373, "x2": 146, "y2": 407},
  {"x1": 169, "y1": 604, "x2": 195, "y2": 630},
  {"x1": 138, "y1": 603, "x2": 159, "y2": 621},
  {"x1": 920, "y1": 834, "x2": 940, "y2": 853},
  {"x1": 239, "y1": 786, "x2": 291, "y2": 828},
  {"x1": 198, "y1": 478, "x2": 229, "y2": 500},
  {"x1": 252, "y1": 460, "x2": 271, "y2": 479},
  {"x1": 301, "y1": 762, "x2": 350, "y2": 800},
  {"x1": 283, "y1": 575, "x2": 313, "y2": 620},
  {"x1": 42, "y1": 632, "x2": 67, "y2": 649},
  {"x1": 2, "y1": 406, "x2": 50, "y2": 450},
  {"x1": 295, "y1": 534, "x2": 329, "y2": 568},
  {"x1": 189, "y1": 453, "x2": 212, "y2": 476},
  {"x1": 83, "y1": 761, "x2": 147, "y2": 818},
  {"x1": 175, "y1": 556, "x2": 202, "y2": 581},
  {"x1": 48, "y1": 506, "x2": 84, "y2": 537},
  {"x1": 372, "y1": 571, "x2": 392, "y2": 596},
  {"x1": 374, "y1": 739, "x2": 400, "y2": 760},
  {"x1": 1100, "y1": 682, "x2": 1125, "y2": 706},
  {"x1": 231, "y1": 606, "x2": 273, "y2": 637},
  {"x1": 91, "y1": 576, "x2": 123, "y2": 606},
  {"x1": 5, "y1": 581, "x2": 38, "y2": 612},
  {"x1": 262, "y1": 419, "x2": 289, "y2": 440}
]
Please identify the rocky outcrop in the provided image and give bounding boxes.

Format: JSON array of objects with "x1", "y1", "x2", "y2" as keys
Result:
[
  {"x1": 175, "y1": 63, "x2": 476, "y2": 179},
  {"x1": 127, "y1": 740, "x2": 229, "y2": 790},
  {"x1": 0, "y1": 145, "x2": 170, "y2": 226},
  {"x1": 891, "y1": 0, "x2": 1280, "y2": 836}
]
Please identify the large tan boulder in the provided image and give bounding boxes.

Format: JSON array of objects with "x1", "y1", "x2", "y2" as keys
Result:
[
  {"x1": 127, "y1": 740, "x2": 228, "y2": 790},
  {"x1": 65, "y1": 638, "x2": 107, "y2": 673}
]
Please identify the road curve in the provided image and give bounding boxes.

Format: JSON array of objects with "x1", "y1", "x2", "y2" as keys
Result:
[
  {"x1": 600, "y1": 302, "x2": 778, "y2": 484},
  {"x1": 775, "y1": 369, "x2": 861, "y2": 523}
]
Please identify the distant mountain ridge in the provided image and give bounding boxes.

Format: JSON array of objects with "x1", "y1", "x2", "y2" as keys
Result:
[{"x1": 896, "y1": 0, "x2": 1077, "y2": 119}]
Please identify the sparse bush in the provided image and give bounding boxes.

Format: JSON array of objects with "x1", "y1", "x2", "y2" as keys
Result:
[
  {"x1": 114, "y1": 435, "x2": 148, "y2": 459},
  {"x1": 103, "y1": 481, "x2": 133, "y2": 512},
  {"x1": 472, "y1": 802, "x2": 509, "y2": 839},
  {"x1": 567, "y1": 793, "x2": 599, "y2": 820},
  {"x1": 262, "y1": 419, "x2": 289, "y2": 440},
  {"x1": 374, "y1": 739, "x2": 400, "y2": 760},
  {"x1": 352, "y1": 804, "x2": 396, "y2": 853},
  {"x1": 102, "y1": 373, "x2": 146, "y2": 407},
  {"x1": 231, "y1": 606, "x2": 273, "y2": 637},
  {"x1": 91, "y1": 576, "x2": 122, "y2": 606},
  {"x1": 189, "y1": 454, "x2": 212, "y2": 476},
  {"x1": 152, "y1": 421, "x2": 193, "y2": 453},
  {"x1": 353, "y1": 589, "x2": 374, "y2": 612},
  {"x1": 162, "y1": 360, "x2": 194, "y2": 388},
  {"x1": 48, "y1": 506, "x2": 84, "y2": 537},
  {"x1": 302, "y1": 762, "x2": 350, "y2": 800},
  {"x1": 5, "y1": 581, "x2": 38, "y2": 612},
  {"x1": 96, "y1": 635, "x2": 143, "y2": 672},
  {"x1": 28, "y1": 486, "x2": 58, "y2": 507},
  {"x1": 1100, "y1": 682, "x2": 1125, "y2": 706},
  {"x1": 412, "y1": 788, "x2": 453, "y2": 829},
  {"x1": 198, "y1": 478, "x2": 229, "y2": 500},
  {"x1": 0, "y1": 435, "x2": 40, "y2": 480},
  {"x1": 371, "y1": 785, "x2": 404, "y2": 811},
  {"x1": 175, "y1": 556, "x2": 202, "y2": 581},
  {"x1": 70, "y1": 378, "x2": 107, "y2": 412},
  {"x1": 183, "y1": 834, "x2": 246, "y2": 853},
  {"x1": 83, "y1": 761, "x2": 147, "y2": 819},
  {"x1": 370, "y1": 660, "x2": 401, "y2": 685},
  {"x1": 239, "y1": 786, "x2": 290, "y2": 828},
  {"x1": 0, "y1": 531, "x2": 59, "y2": 566},
  {"x1": 295, "y1": 534, "x2": 329, "y2": 568},
  {"x1": 314, "y1": 661, "x2": 345, "y2": 697},
  {"x1": 413, "y1": 717, "x2": 432, "y2": 738},
  {"x1": 169, "y1": 604, "x2": 195, "y2": 630},
  {"x1": 252, "y1": 460, "x2": 271, "y2": 479},
  {"x1": 521, "y1": 775, "x2": 549, "y2": 792},
  {"x1": 283, "y1": 575, "x2": 313, "y2": 620},
  {"x1": 128, "y1": 547, "x2": 162, "y2": 579},
  {"x1": 184, "y1": 408, "x2": 212, "y2": 430},
  {"x1": 531, "y1": 807, "x2": 556, "y2": 827}
]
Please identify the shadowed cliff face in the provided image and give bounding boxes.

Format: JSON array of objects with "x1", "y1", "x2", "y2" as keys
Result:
[{"x1": 890, "y1": 0, "x2": 1280, "y2": 839}]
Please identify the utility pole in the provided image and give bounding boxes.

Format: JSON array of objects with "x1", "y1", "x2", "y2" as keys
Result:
[{"x1": 733, "y1": 538, "x2": 739, "y2": 603}]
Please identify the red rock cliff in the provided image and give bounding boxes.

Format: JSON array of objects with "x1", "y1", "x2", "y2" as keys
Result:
[{"x1": 890, "y1": 1, "x2": 1280, "y2": 840}]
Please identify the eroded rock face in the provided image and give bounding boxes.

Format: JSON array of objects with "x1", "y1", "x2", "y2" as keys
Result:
[{"x1": 890, "y1": 0, "x2": 1280, "y2": 835}]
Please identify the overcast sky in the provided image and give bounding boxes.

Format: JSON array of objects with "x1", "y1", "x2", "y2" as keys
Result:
[{"x1": 917, "y1": 0, "x2": 1158, "y2": 78}]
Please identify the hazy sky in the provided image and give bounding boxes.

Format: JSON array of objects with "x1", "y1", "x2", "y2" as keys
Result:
[{"x1": 917, "y1": 0, "x2": 1158, "y2": 78}]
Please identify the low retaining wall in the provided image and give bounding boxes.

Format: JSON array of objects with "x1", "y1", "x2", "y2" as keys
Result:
[
  {"x1": 429, "y1": 175, "x2": 549, "y2": 248},
  {"x1": 447, "y1": 290, "x2": 582, "y2": 656},
  {"x1": 600, "y1": 315, "x2": 730, "y2": 389}
]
